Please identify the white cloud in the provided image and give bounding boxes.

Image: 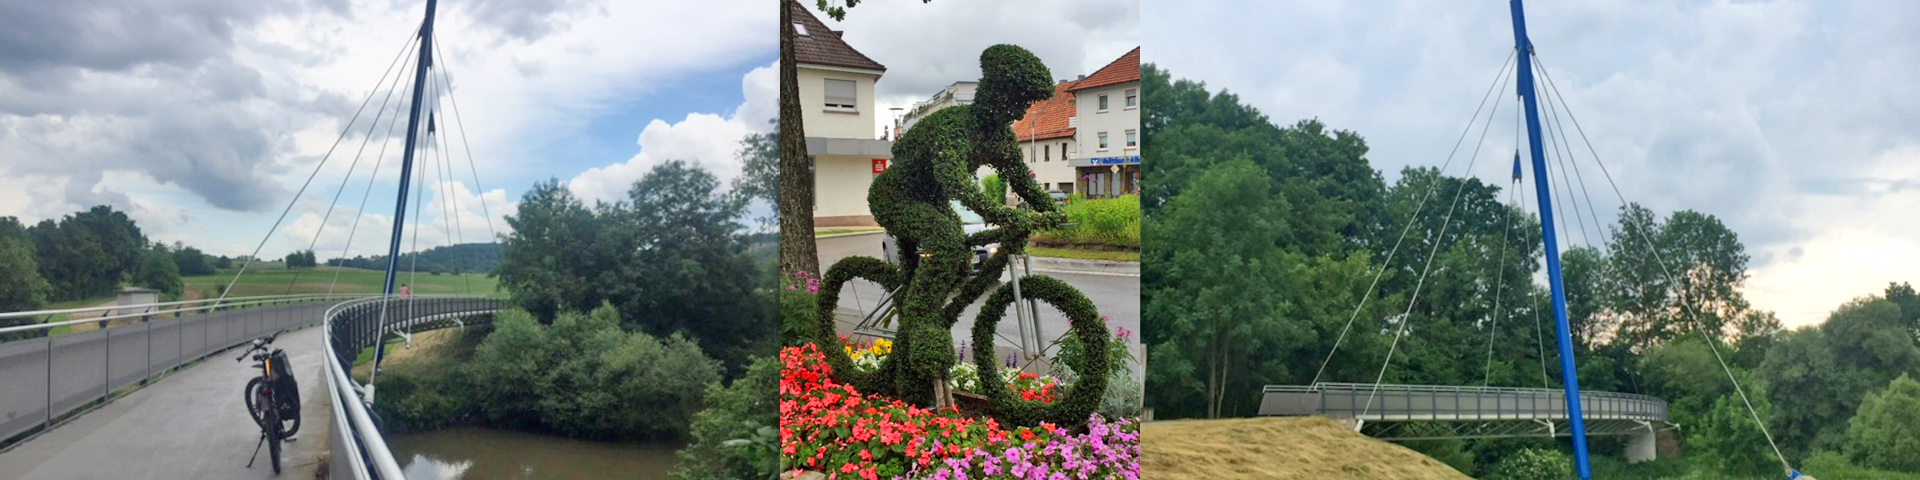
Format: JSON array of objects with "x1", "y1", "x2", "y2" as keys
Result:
[{"x1": 567, "y1": 62, "x2": 777, "y2": 205}]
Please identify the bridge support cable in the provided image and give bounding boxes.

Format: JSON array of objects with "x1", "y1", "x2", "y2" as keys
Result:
[
  {"x1": 330, "y1": 52, "x2": 423, "y2": 297},
  {"x1": 1361, "y1": 58, "x2": 1517, "y2": 419},
  {"x1": 1534, "y1": 61, "x2": 1612, "y2": 256},
  {"x1": 432, "y1": 38, "x2": 501, "y2": 244},
  {"x1": 1483, "y1": 179, "x2": 1520, "y2": 386},
  {"x1": 210, "y1": 33, "x2": 421, "y2": 311},
  {"x1": 424, "y1": 71, "x2": 473, "y2": 295},
  {"x1": 1310, "y1": 50, "x2": 1517, "y2": 386},
  {"x1": 1532, "y1": 55, "x2": 1793, "y2": 475},
  {"x1": 285, "y1": 35, "x2": 423, "y2": 296}
]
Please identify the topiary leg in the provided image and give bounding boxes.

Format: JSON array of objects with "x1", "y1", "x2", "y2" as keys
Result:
[
  {"x1": 971, "y1": 275, "x2": 1108, "y2": 427},
  {"x1": 879, "y1": 200, "x2": 967, "y2": 407}
]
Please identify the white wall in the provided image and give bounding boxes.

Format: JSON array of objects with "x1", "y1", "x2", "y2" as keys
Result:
[
  {"x1": 798, "y1": 67, "x2": 881, "y2": 140},
  {"x1": 1021, "y1": 137, "x2": 1078, "y2": 193},
  {"x1": 815, "y1": 155, "x2": 878, "y2": 219},
  {"x1": 1074, "y1": 81, "x2": 1141, "y2": 162}
]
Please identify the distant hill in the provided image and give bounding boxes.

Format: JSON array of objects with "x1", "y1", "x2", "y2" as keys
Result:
[
  {"x1": 1142, "y1": 417, "x2": 1470, "y2": 479},
  {"x1": 327, "y1": 243, "x2": 501, "y2": 274}
]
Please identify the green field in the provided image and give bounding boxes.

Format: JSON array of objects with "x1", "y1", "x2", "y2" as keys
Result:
[{"x1": 183, "y1": 263, "x2": 501, "y2": 299}]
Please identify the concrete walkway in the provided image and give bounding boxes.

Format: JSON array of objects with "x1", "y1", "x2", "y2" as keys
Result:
[{"x1": 0, "y1": 326, "x2": 332, "y2": 479}]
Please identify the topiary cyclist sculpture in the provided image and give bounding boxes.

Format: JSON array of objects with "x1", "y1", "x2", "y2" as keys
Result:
[{"x1": 807, "y1": 44, "x2": 1110, "y2": 427}]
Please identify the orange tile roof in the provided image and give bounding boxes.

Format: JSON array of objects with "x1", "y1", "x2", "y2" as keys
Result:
[
  {"x1": 1067, "y1": 47, "x2": 1140, "y2": 92},
  {"x1": 1012, "y1": 80, "x2": 1078, "y2": 142}
]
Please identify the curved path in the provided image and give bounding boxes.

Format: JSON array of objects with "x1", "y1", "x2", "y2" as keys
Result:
[{"x1": 0, "y1": 323, "x2": 333, "y2": 479}]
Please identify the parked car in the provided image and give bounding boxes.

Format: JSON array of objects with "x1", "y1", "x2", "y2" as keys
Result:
[{"x1": 882, "y1": 200, "x2": 1006, "y2": 281}]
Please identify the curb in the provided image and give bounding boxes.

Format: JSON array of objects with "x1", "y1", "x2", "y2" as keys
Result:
[{"x1": 1026, "y1": 256, "x2": 1139, "y2": 277}]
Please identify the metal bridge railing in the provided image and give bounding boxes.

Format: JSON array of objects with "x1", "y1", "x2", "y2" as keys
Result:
[
  {"x1": 322, "y1": 295, "x2": 504, "y2": 480},
  {"x1": 0, "y1": 294, "x2": 368, "y2": 447},
  {"x1": 1259, "y1": 382, "x2": 1668, "y2": 423}
]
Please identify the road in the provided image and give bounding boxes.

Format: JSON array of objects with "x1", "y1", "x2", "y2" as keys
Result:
[
  {"x1": 0, "y1": 321, "x2": 333, "y2": 479},
  {"x1": 817, "y1": 233, "x2": 1142, "y2": 376}
]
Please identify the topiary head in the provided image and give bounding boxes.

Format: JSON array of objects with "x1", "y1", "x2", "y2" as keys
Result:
[{"x1": 974, "y1": 44, "x2": 1054, "y2": 125}]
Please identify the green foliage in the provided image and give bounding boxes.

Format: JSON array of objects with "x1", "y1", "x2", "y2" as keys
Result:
[
  {"x1": 170, "y1": 244, "x2": 215, "y2": 276},
  {"x1": 131, "y1": 245, "x2": 182, "y2": 296},
  {"x1": 672, "y1": 356, "x2": 779, "y2": 480},
  {"x1": 1687, "y1": 382, "x2": 1779, "y2": 477},
  {"x1": 1482, "y1": 447, "x2": 1572, "y2": 480},
  {"x1": 27, "y1": 206, "x2": 147, "y2": 300},
  {"x1": 460, "y1": 306, "x2": 723, "y2": 441},
  {"x1": 496, "y1": 161, "x2": 774, "y2": 373},
  {"x1": 971, "y1": 275, "x2": 1107, "y2": 426},
  {"x1": 0, "y1": 233, "x2": 50, "y2": 341},
  {"x1": 1763, "y1": 297, "x2": 1920, "y2": 459},
  {"x1": 810, "y1": 44, "x2": 1088, "y2": 421},
  {"x1": 733, "y1": 119, "x2": 779, "y2": 229},
  {"x1": 326, "y1": 243, "x2": 501, "y2": 274},
  {"x1": 283, "y1": 249, "x2": 317, "y2": 268},
  {"x1": 980, "y1": 172, "x2": 1007, "y2": 205},
  {"x1": 1036, "y1": 194, "x2": 1141, "y2": 248},
  {"x1": 1846, "y1": 374, "x2": 1920, "y2": 471}
]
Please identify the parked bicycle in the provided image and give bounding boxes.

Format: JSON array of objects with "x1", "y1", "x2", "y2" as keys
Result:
[{"x1": 236, "y1": 331, "x2": 300, "y2": 474}]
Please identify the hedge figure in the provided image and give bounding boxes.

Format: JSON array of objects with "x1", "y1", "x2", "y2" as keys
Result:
[{"x1": 811, "y1": 44, "x2": 1087, "y2": 413}]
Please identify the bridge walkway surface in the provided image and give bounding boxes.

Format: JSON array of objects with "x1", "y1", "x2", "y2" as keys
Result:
[{"x1": 0, "y1": 325, "x2": 333, "y2": 479}]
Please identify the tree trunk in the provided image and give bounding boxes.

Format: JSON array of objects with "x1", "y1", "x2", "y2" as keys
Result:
[{"x1": 778, "y1": 0, "x2": 820, "y2": 278}]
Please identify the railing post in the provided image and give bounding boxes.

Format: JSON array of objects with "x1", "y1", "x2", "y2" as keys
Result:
[
  {"x1": 103, "y1": 325, "x2": 110, "y2": 404},
  {"x1": 45, "y1": 330, "x2": 53, "y2": 433}
]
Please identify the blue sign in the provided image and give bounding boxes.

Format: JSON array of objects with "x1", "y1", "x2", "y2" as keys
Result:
[{"x1": 1089, "y1": 156, "x2": 1141, "y2": 165}]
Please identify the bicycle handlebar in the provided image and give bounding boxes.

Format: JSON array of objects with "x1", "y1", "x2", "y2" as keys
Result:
[{"x1": 234, "y1": 331, "x2": 283, "y2": 362}]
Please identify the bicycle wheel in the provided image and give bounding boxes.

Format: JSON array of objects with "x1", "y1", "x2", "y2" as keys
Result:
[
  {"x1": 244, "y1": 377, "x2": 269, "y2": 428},
  {"x1": 276, "y1": 384, "x2": 301, "y2": 437},
  {"x1": 262, "y1": 389, "x2": 281, "y2": 474}
]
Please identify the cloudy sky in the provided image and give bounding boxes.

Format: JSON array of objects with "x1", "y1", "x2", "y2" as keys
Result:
[
  {"x1": 0, "y1": 0, "x2": 773, "y2": 261},
  {"x1": 801, "y1": 0, "x2": 1139, "y2": 138},
  {"x1": 1147, "y1": 0, "x2": 1920, "y2": 327}
]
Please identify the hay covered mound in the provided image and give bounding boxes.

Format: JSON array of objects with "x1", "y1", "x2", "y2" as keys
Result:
[{"x1": 1142, "y1": 416, "x2": 1472, "y2": 480}]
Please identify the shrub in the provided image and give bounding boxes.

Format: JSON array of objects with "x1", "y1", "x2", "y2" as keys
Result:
[
  {"x1": 673, "y1": 356, "x2": 779, "y2": 480},
  {"x1": 1483, "y1": 447, "x2": 1572, "y2": 480},
  {"x1": 1037, "y1": 195, "x2": 1140, "y2": 248},
  {"x1": 1846, "y1": 374, "x2": 1920, "y2": 471}
]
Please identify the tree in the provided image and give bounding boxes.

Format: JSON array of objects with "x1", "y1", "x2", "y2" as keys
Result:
[
  {"x1": 1886, "y1": 282, "x2": 1919, "y2": 341},
  {"x1": 496, "y1": 179, "x2": 606, "y2": 320},
  {"x1": 733, "y1": 119, "x2": 779, "y2": 229},
  {"x1": 283, "y1": 250, "x2": 317, "y2": 268},
  {"x1": 1846, "y1": 373, "x2": 1920, "y2": 471},
  {"x1": 171, "y1": 244, "x2": 215, "y2": 276},
  {"x1": 672, "y1": 356, "x2": 779, "y2": 480},
  {"x1": 1482, "y1": 447, "x2": 1571, "y2": 480},
  {"x1": 131, "y1": 245, "x2": 182, "y2": 297},
  {"x1": 1687, "y1": 382, "x2": 1779, "y2": 478},
  {"x1": 215, "y1": 255, "x2": 233, "y2": 269},
  {"x1": 0, "y1": 234, "x2": 51, "y2": 340},
  {"x1": 778, "y1": 0, "x2": 818, "y2": 279},
  {"x1": 29, "y1": 206, "x2": 147, "y2": 300}
]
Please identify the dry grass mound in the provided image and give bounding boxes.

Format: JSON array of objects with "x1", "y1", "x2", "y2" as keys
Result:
[{"x1": 1142, "y1": 416, "x2": 1471, "y2": 480}]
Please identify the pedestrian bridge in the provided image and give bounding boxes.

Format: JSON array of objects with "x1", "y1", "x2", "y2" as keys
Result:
[
  {"x1": 1261, "y1": 383, "x2": 1673, "y2": 460},
  {"x1": 0, "y1": 294, "x2": 502, "y2": 479}
]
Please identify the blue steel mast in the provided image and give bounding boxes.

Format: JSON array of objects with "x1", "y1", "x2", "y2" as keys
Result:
[
  {"x1": 1508, "y1": 0, "x2": 1593, "y2": 478},
  {"x1": 376, "y1": 0, "x2": 437, "y2": 372}
]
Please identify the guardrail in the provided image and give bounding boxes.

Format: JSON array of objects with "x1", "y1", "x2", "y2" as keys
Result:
[
  {"x1": 0, "y1": 294, "x2": 368, "y2": 447},
  {"x1": 322, "y1": 296, "x2": 504, "y2": 480},
  {"x1": 1259, "y1": 383, "x2": 1668, "y2": 422}
]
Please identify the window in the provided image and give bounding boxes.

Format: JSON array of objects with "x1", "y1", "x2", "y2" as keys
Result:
[
  {"x1": 1126, "y1": 89, "x2": 1137, "y2": 108},
  {"x1": 1062, "y1": 141, "x2": 1070, "y2": 159},
  {"x1": 1126, "y1": 129, "x2": 1137, "y2": 148},
  {"x1": 792, "y1": 23, "x2": 810, "y2": 37},
  {"x1": 1098, "y1": 132, "x2": 1108, "y2": 150},
  {"x1": 1044, "y1": 144, "x2": 1051, "y2": 161},
  {"x1": 1098, "y1": 94, "x2": 1109, "y2": 111},
  {"x1": 824, "y1": 79, "x2": 856, "y2": 111}
]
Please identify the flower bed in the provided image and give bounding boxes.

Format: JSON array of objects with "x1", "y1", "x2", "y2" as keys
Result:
[{"x1": 780, "y1": 344, "x2": 1139, "y2": 480}]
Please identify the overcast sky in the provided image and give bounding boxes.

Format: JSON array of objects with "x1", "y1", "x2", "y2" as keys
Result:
[
  {"x1": 1147, "y1": 0, "x2": 1920, "y2": 328},
  {"x1": 803, "y1": 0, "x2": 1139, "y2": 138},
  {"x1": 0, "y1": 0, "x2": 773, "y2": 260}
]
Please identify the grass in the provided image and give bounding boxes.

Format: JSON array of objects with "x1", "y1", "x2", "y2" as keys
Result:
[
  {"x1": 1142, "y1": 417, "x2": 1471, "y2": 479},
  {"x1": 351, "y1": 329, "x2": 486, "y2": 382},
  {"x1": 816, "y1": 228, "x2": 883, "y2": 236},
  {"x1": 183, "y1": 264, "x2": 501, "y2": 299},
  {"x1": 1028, "y1": 246, "x2": 1140, "y2": 262}
]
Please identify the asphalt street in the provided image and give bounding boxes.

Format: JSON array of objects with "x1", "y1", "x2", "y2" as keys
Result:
[{"x1": 817, "y1": 232, "x2": 1143, "y2": 376}]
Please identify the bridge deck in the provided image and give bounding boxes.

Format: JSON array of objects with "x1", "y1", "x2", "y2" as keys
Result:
[
  {"x1": 0, "y1": 314, "x2": 333, "y2": 479},
  {"x1": 1260, "y1": 383, "x2": 1668, "y2": 423}
]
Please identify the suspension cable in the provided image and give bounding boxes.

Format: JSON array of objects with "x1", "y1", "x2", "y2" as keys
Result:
[
  {"x1": 1534, "y1": 55, "x2": 1792, "y2": 474},
  {"x1": 1361, "y1": 58, "x2": 1516, "y2": 417},
  {"x1": 433, "y1": 38, "x2": 500, "y2": 243},
  {"x1": 1535, "y1": 60, "x2": 1611, "y2": 255},
  {"x1": 330, "y1": 53, "x2": 418, "y2": 295},
  {"x1": 1311, "y1": 49, "x2": 1516, "y2": 386},
  {"x1": 1484, "y1": 181, "x2": 1520, "y2": 386},
  {"x1": 210, "y1": 33, "x2": 418, "y2": 310}
]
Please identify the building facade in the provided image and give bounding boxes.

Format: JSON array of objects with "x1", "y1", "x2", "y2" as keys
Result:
[
  {"x1": 1066, "y1": 47, "x2": 1141, "y2": 198},
  {"x1": 899, "y1": 81, "x2": 977, "y2": 133},
  {"x1": 791, "y1": 0, "x2": 891, "y2": 226},
  {"x1": 1013, "y1": 80, "x2": 1080, "y2": 197}
]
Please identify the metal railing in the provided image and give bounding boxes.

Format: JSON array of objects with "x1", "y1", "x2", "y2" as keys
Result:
[
  {"x1": 1259, "y1": 382, "x2": 1667, "y2": 422},
  {"x1": 0, "y1": 294, "x2": 369, "y2": 447},
  {"x1": 322, "y1": 296, "x2": 504, "y2": 480}
]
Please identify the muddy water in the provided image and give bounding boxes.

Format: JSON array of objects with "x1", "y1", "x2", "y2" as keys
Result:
[{"x1": 387, "y1": 426, "x2": 681, "y2": 480}]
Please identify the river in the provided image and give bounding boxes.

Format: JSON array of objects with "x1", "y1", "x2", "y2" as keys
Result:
[{"x1": 387, "y1": 427, "x2": 682, "y2": 479}]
